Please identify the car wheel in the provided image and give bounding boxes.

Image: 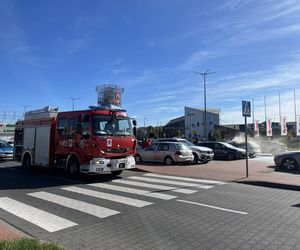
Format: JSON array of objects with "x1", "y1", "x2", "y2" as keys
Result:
[
  {"x1": 68, "y1": 158, "x2": 80, "y2": 178},
  {"x1": 227, "y1": 152, "x2": 235, "y2": 161},
  {"x1": 135, "y1": 154, "x2": 142, "y2": 163},
  {"x1": 111, "y1": 170, "x2": 123, "y2": 176},
  {"x1": 192, "y1": 153, "x2": 199, "y2": 164},
  {"x1": 282, "y1": 157, "x2": 298, "y2": 171},
  {"x1": 164, "y1": 156, "x2": 174, "y2": 165}
]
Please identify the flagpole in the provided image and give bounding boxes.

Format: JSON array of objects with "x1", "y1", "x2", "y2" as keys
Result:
[
  {"x1": 252, "y1": 98, "x2": 255, "y2": 133},
  {"x1": 294, "y1": 90, "x2": 297, "y2": 124},
  {"x1": 279, "y1": 93, "x2": 281, "y2": 123}
]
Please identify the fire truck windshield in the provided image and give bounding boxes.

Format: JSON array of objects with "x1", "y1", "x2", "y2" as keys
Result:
[{"x1": 92, "y1": 114, "x2": 133, "y2": 136}]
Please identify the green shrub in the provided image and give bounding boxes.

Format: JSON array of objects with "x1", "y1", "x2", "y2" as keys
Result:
[{"x1": 0, "y1": 238, "x2": 64, "y2": 250}]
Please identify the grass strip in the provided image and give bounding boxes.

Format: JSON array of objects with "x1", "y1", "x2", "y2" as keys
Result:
[{"x1": 0, "y1": 238, "x2": 64, "y2": 250}]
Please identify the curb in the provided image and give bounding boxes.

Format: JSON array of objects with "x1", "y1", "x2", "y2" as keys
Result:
[{"x1": 0, "y1": 219, "x2": 29, "y2": 241}]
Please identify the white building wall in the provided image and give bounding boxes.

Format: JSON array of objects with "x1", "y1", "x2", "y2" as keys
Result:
[{"x1": 184, "y1": 107, "x2": 219, "y2": 141}]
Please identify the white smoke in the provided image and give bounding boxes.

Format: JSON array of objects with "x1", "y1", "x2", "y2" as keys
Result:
[{"x1": 232, "y1": 133, "x2": 287, "y2": 155}]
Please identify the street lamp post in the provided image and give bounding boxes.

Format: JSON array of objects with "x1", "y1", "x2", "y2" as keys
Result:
[
  {"x1": 143, "y1": 117, "x2": 148, "y2": 138},
  {"x1": 194, "y1": 70, "x2": 215, "y2": 141},
  {"x1": 187, "y1": 113, "x2": 195, "y2": 141},
  {"x1": 67, "y1": 96, "x2": 80, "y2": 111}
]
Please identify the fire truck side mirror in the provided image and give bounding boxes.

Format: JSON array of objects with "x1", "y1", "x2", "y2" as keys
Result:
[{"x1": 132, "y1": 119, "x2": 137, "y2": 126}]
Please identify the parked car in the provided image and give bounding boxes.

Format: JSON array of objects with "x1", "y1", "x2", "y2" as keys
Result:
[
  {"x1": 197, "y1": 141, "x2": 247, "y2": 160},
  {"x1": 135, "y1": 142, "x2": 193, "y2": 165},
  {"x1": 0, "y1": 141, "x2": 13, "y2": 160},
  {"x1": 274, "y1": 151, "x2": 300, "y2": 171},
  {"x1": 228, "y1": 140, "x2": 261, "y2": 158},
  {"x1": 156, "y1": 138, "x2": 214, "y2": 164}
]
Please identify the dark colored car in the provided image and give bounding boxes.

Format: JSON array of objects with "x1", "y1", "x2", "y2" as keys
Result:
[
  {"x1": 197, "y1": 141, "x2": 247, "y2": 160},
  {"x1": 274, "y1": 151, "x2": 300, "y2": 171}
]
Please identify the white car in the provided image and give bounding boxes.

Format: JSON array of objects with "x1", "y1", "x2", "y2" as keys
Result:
[{"x1": 156, "y1": 138, "x2": 214, "y2": 164}]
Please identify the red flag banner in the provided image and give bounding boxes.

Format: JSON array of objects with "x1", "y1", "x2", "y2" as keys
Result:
[
  {"x1": 280, "y1": 116, "x2": 287, "y2": 136},
  {"x1": 254, "y1": 120, "x2": 259, "y2": 137},
  {"x1": 267, "y1": 118, "x2": 272, "y2": 137},
  {"x1": 297, "y1": 116, "x2": 300, "y2": 136}
]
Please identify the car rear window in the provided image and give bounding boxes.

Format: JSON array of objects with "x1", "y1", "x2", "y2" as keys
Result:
[{"x1": 177, "y1": 143, "x2": 190, "y2": 150}]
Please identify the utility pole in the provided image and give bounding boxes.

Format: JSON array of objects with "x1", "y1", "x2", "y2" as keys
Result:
[
  {"x1": 67, "y1": 96, "x2": 80, "y2": 111},
  {"x1": 194, "y1": 70, "x2": 216, "y2": 141},
  {"x1": 21, "y1": 105, "x2": 31, "y2": 119},
  {"x1": 143, "y1": 117, "x2": 148, "y2": 138}
]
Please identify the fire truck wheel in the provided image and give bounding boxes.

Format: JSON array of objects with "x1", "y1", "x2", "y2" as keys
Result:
[
  {"x1": 67, "y1": 158, "x2": 80, "y2": 178},
  {"x1": 22, "y1": 154, "x2": 32, "y2": 168},
  {"x1": 111, "y1": 170, "x2": 123, "y2": 176}
]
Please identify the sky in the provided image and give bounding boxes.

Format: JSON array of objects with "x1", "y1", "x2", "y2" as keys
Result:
[{"x1": 1, "y1": 0, "x2": 300, "y2": 126}]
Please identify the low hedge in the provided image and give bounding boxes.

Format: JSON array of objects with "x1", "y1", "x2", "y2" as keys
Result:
[{"x1": 0, "y1": 238, "x2": 64, "y2": 250}]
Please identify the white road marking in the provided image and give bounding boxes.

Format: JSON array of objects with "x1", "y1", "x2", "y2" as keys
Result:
[
  {"x1": 177, "y1": 199, "x2": 248, "y2": 215},
  {"x1": 88, "y1": 183, "x2": 177, "y2": 200},
  {"x1": 113, "y1": 179, "x2": 197, "y2": 194},
  {"x1": 28, "y1": 191, "x2": 120, "y2": 218},
  {"x1": 0, "y1": 197, "x2": 77, "y2": 232},
  {"x1": 128, "y1": 176, "x2": 213, "y2": 189},
  {"x1": 144, "y1": 173, "x2": 226, "y2": 185},
  {"x1": 62, "y1": 186, "x2": 153, "y2": 207}
]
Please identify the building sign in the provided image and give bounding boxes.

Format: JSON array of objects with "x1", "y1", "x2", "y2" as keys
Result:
[
  {"x1": 254, "y1": 120, "x2": 259, "y2": 137},
  {"x1": 266, "y1": 118, "x2": 272, "y2": 137},
  {"x1": 280, "y1": 116, "x2": 287, "y2": 136},
  {"x1": 242, "y1": 101, "x2": 251, "y2": 117},
  {"x1": 96, "y1": 84, "x2": 124, "y2": 108}
]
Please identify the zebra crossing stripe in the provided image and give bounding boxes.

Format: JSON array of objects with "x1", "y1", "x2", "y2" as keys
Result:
[
  {"x1": 62, "y1": 186, "x2": 153, "y2": 207},
  {"x1": 88, "y1": 183, "x2": 177, "y2": 200},
  {"x1": 128, "y1": 176, "x2": 213, "y2": 189},
  {"x1": 0, "y1": 197, "x2": 77, "y2": 232},
  {"x1": 144, "y1": 173, "x2": 226, "y2": 185},
  {"x1": 28, "y1": 191, "x2": 120, "y2": 218},
  {"x1": 112, "y1": 179, "x2": 197, "y2": 194}
]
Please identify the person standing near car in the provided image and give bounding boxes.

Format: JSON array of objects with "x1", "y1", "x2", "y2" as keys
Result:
[{"x1": 142, "y1": 138, "x2": 151, "y2": 149}]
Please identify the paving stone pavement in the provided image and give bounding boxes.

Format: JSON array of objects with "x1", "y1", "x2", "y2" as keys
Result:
[{"x1": 2, "y1": 160, "x2": 300, "y2": 249}]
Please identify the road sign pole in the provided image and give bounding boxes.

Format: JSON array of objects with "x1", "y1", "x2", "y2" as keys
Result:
[{"x1": 245, "y1": 116, "x2": 249, "y2": 178}]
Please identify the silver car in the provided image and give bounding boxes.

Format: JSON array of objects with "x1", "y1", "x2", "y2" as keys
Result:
[
  {"x1": 135, "y1": 142, "x2": 193, "y2": 165},
  {"x1": 156, "y1": 138, "x2": 214, "y2": 164},
  {"x1": 274, "y1": 151, "x2": 300, "y2": 171}
]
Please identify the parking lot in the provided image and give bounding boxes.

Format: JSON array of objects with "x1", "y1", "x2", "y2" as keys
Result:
[{"x1": 1, "y1": 156, "x2": 300, "y2": 249}]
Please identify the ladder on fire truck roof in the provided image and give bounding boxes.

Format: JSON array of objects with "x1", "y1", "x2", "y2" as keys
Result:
[{"x1": 24, "y1": 106, "x2": 58, "y2": 120}]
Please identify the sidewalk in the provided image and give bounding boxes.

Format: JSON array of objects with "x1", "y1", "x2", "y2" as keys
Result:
[
  {"x1": 136, "y1": 156, "x2": 300, "y2": 188},
  {"x1": 0, "y1": 219, "x2": 27, "y2": 241}
]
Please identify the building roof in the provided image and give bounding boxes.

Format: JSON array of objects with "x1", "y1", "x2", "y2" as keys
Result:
[
  {"x1": 185, "y1": 106, "x2": 220, "y2": 114},
  {"x1": 166, "y1": 116, "x2": 185, "y2": 125}
]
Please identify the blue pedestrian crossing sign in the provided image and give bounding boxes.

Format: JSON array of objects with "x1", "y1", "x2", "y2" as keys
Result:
[{"x1": 242, "y1": 100, "x2": 251, "y2": 117}]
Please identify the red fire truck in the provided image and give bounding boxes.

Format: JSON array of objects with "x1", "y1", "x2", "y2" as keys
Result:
[{"x1": 14, "y1": 85, "x2": 137, "y2": 177}]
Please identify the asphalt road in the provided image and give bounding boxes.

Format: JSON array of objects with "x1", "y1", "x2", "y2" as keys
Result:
[{"x1": 1, "y1": 160, "x2": 300, "y2": 250}]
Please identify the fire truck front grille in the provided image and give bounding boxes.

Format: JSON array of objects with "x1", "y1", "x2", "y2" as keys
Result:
[{"x1": 106, "y1": 148, "x2": 130, "y2": 153}]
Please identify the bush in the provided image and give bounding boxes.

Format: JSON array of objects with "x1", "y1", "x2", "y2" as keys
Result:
[{"x1": 0, "y1": 238, "x2": 64, "y2": 250}]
